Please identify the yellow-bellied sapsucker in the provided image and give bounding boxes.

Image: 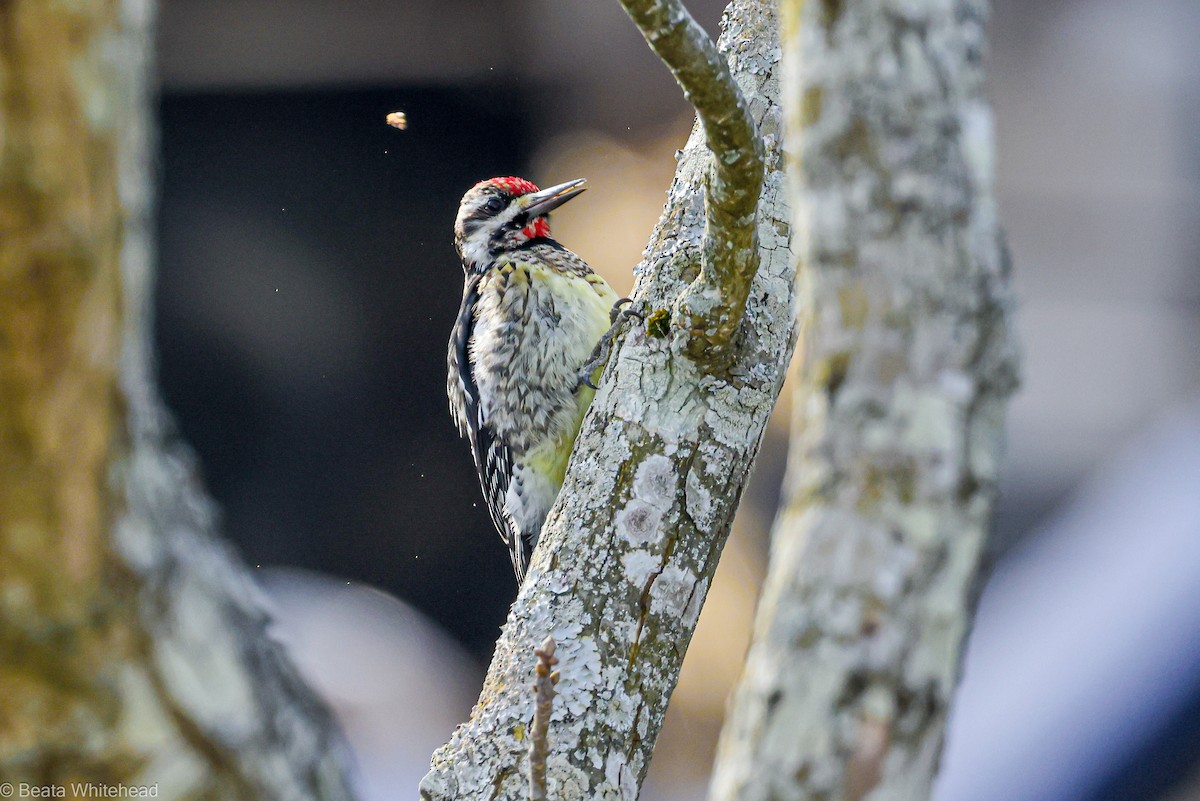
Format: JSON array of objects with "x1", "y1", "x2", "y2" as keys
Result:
[{"x1": 447, "y1": 176, "x2": 619, "y2": 583}]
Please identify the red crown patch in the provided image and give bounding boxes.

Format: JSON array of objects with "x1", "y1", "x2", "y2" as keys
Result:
[{"x1": 474, "y1": 176, "x2": 540, "y2": 196}]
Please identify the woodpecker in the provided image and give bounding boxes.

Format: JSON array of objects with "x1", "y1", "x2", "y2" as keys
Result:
[{"x1": 447, "y1": 176, "x2": 619, "y2": 584}]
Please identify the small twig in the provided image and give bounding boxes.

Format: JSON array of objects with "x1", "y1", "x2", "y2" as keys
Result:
[
  {"x1": 529, "y1": 636, "x2": 560, "y2": 801},
  {"x1": 615, "y1": 0, "x2": 765, "y2": 364}
]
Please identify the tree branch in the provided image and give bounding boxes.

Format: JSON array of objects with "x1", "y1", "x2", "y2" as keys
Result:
[
  {"x1": 708, "y1": 0, "x2": 1019, "y2": 799},
  {"x1": 420, "y1": 2, "x2": 792, "y2": 800},
  {"x1": 615, "y1": 0, "x2": 765, "y2": 365}
]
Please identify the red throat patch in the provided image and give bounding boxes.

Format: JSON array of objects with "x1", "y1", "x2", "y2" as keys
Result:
[
  {"x1": 522, "y1": 217, "x2": 551, "y2": 240},
  {"x1": 475, "y1": 176, "x2": 540, "y2": 196}
]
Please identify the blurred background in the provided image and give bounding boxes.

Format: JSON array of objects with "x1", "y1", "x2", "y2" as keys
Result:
[{"x1": 151, "y1": 1, "x2": 1200, "y2": 799}]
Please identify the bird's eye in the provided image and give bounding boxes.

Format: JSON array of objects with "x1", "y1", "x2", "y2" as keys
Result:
[{"x1": 484, "y1": 197, "x2": 505, "y2": 214}]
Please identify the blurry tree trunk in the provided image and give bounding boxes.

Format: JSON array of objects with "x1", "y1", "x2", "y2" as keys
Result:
[
  {"x1": 420, "y1": 1, "x2": 793, "y2": 800},
  {"x1": 0, "y1": 2, "x2": 354, "y2": 797},
  {"x1": 708, "y1": 1, "x2": 1018, "y2": 800}
]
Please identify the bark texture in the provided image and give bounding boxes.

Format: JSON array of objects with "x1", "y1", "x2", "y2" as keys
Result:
[
  {"x1": 0, "y1": 1, "x2": 354, "y2": 797},
  {"x1": 708, "y1": 1, "x2": 1018, "y2": 800},
  {"x1": 420, "y1": 2, "x2": 792, "y2": 800}
]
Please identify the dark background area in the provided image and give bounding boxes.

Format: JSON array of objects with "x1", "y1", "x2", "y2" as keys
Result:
[{"x1": 157, "y1": 87, "x2": 539, "y2": 655}]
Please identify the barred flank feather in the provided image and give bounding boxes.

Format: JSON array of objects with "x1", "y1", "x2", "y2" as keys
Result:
[{"x1": 447, "y1": 242, "x2": 616, "y2": 583}]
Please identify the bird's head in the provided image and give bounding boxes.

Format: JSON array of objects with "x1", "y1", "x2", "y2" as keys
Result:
[{"x1": 453, "y1": 176, "x2": 586, "y2": 267}]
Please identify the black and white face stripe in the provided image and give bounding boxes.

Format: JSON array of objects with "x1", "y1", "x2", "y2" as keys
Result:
[
  {"x1": 453, "y1": 178, "x2": 584, "y2": 271},
  {"x1": 459, "y1": 192, "x2": 506, "y2": 228},
  {"x1": 454, "y1": 186, "x2": 537, "y2": 268}
]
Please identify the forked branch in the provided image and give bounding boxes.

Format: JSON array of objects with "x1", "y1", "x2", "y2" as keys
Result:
[{"x1": 616, "y1": 0, "x2": 765, "y2": 364}]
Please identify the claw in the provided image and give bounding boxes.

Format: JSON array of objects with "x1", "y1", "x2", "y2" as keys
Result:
[
  {"x1": 609, "y1": 297, "x2": 644, "y2": 324},
  {"x1": 576, "y1": 359, "x2": 602, "y2": 391}
]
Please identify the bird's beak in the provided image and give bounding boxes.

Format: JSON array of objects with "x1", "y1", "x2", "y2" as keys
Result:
[{"x1": 522, "y1": 178, "x2": 587, "y2": 217}]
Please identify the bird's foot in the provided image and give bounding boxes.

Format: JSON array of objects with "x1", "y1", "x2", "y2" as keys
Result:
[{"x1": 577, "y1": 298, "x2": 646, "y2": 391}]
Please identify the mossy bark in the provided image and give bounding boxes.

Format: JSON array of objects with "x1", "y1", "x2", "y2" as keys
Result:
[
  {"x1": 0, "y1": 0, "x2": 139, "y2": 779},
  {"x1": 0, "y1": 2, "x2": 355, "y2": 797}
]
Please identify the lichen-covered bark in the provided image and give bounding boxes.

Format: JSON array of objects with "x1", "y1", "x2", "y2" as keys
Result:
[
  {"x1": 0, "y1": 2, "x2": 354, "y2": 797},
  {"x1": 614, "y1": 0, "x2": 765, "y2": 365},
  {"x1": 0, "y1": 0, "x2": 132, "y2": 775},
  {"x1": 420, "y1": 2, "x2": 792, "y2": 800},
  {"x1": 708, "y1": 1, "x2": 1019, "y2": 800}
]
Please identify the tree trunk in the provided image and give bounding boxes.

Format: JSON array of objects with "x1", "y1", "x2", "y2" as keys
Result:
[
  {"x1": 708, "y1": 0, "x2": 1019, "y2": 800},
  {"x1": 0, "y1": 2, "x2": 355, "y2": 797},
  {"x1": 419, "y1": 2, "x2": 793, "y2": 800}
]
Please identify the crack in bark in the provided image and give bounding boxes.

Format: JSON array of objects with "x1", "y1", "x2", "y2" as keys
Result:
[
  {"x1": 487, "y1": 766, "x2": 517, "y2": 801},
  {"x1": 626, "y1": 517, "x2": 681, "y2": 671}
]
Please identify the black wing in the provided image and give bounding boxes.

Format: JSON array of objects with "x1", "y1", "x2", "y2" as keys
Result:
[{"x1": 447, "y1": 271, "x2": 521, "y2": 577}]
